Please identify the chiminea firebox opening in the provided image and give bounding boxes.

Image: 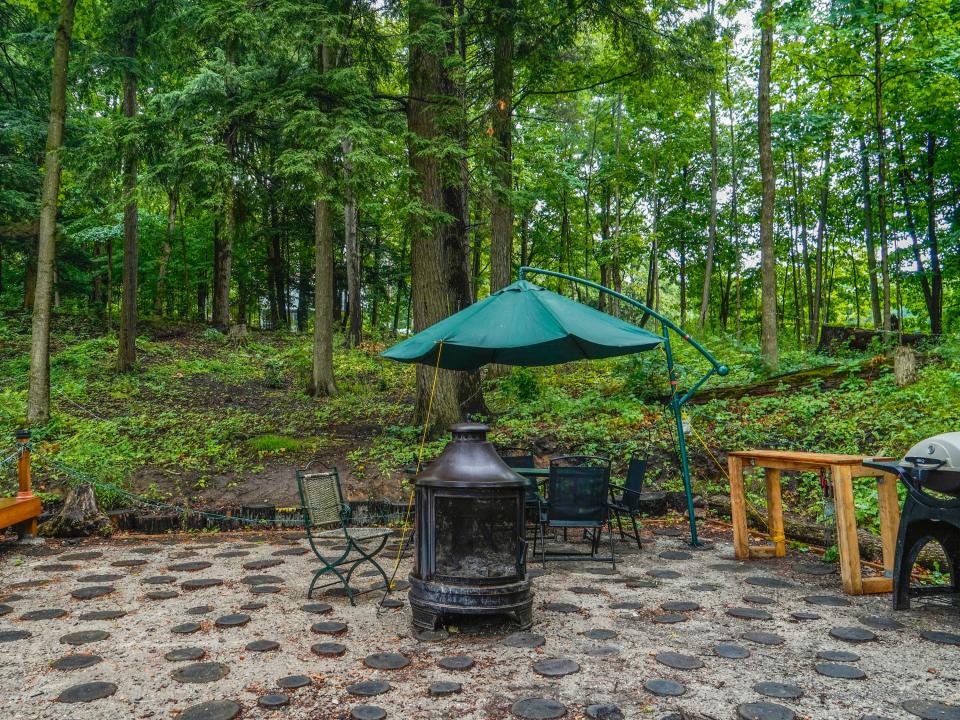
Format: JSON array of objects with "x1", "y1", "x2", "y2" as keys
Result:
[
  {"x1": 435, "y1": 495, "x2": 517, "y2": 579},
  {"x1": 409, "y1": 423, "x2": 533, "y2": 630}
]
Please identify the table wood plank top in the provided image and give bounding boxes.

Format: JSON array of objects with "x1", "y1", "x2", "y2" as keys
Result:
[{"x1": 727, "y1": 449, "x2": 895, "y2": 465}]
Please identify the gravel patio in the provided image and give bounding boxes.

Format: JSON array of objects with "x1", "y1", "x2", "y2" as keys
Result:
[{"x1": 0, "y1": 523, "x2": 958, "y2": 720}]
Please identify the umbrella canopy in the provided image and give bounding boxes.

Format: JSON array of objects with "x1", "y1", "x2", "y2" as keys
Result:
[{"x1": 382, "y1": 279, "x2": 662, "y2": 370}]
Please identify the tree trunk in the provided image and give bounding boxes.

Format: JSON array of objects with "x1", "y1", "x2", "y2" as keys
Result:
[
  {"x1": 561, "y1": 190, "x2": 571, "y2": 281},
  {"x1": 849, "y1": 245, "x2": 861, "y2": 328},
  {"x1": 267, "y1": 185, "x2": 284, "y2": 329},
  {"x1": 611, "y1": 93, "x2": 624, "y2": 315},
  {"x1": 699, "y1": 0, "x2": 718, "y2": 331},
  {"x1": 788, "y1": 222, "x2": 802, "y2": 345},
  {"x1": 894, "y1": 345, "x2": 917, "y2": 387},
  {"x1": 343, "y1": 137, "x2": 362, "y2": 347},
  {"x1": 117, "y1": 70, "x2": 139, "y2": 371},
  {"x1": 725, "y1": 54, "x2": 741, "y2": 337},
  {"x1": 297, "y1": 234, "x2": 311, "y2": 333},
  {"x1": 643, "y1": 188, "x2": 661, "y2": 325},
  {"x1": 179, "y1": 203, "x2": 190, "y2": 319},
  {"x1": 154, "y1": 186, "x2": 177, "y2": 316},
  {"x1": 213, "y1": 192, "x2": 236, "y2": 330},
  {"x1": 392, "y1": 234, "x2": 409, "y2": 336},
  {"x1": 791, "y1": 156, "x2": 812, "y2": 342},
  {"x1": 311, "y1": 188, "x2": 337, "y2": 396},
  {"x1": 196, "y1": 269, "x2": 207, "y2": 320},
  {"x1": 757, "y1": 0, "x2": 778, "y2": 371},
  {"x1": 408, "y1": 0, "x2": 480, "y2": 430},
  {"x1": 858, "y1": 135, "x2": 882, "y2": 328},
  {"x1": 91, "y1": 238, "x2": 102, "y2": 309},
  {"x1": 27, "y1": 0, "x2": 76, "y2": 426},
  {"x1": 310, "y1": 43, "x2": 337, "y2": 397},
  {"x1": 488, "y1": 0, "x2": 514, "y2": 295},
  {"x1": 598, "y1": 183, "x2": 611, "y2": 313},
  {"x1": 369, "y1": 227, "x2": 381, "y2": 331},
  {"x1": 102, "y1": 232, "x2": 114, "y2": 328},
  {"x1": 823, "y1": 231, "x2": 836, "y2": 325},
  {"x1": 679, "y1": 165, "x2": 688, "y2": 326},
  {"x1": 925, "y1": 133, "x2": 942, "y2": 335},
  {"x1": 446, "y1": 0, "x2": 486, "y2": 420},
  {"x1": 873, "y1": 19, "x2": 891, "y2": 331},
  {"x1": 470, "y1": 211, "x2": 482, "y2": 299},
  {"x1": 519, "y1": 210, "x2": 529, "y2": 267},
  {"x1": 893, "y1": 122, "x2": 934, "y2": 330},
  {"x1": 810, "y1": 140, "x2": 831, "y2": 348},
  {"x1": 213, "y1": 44, "x2": 237, "y2": 331}
]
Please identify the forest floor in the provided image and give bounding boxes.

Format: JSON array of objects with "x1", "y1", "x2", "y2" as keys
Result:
[
  {"x1": 1, "y1": 311, "x2": 959, "y2": 537},
  {"x1": 1, "y1": 523, "x2": 958, "y2": 720}
]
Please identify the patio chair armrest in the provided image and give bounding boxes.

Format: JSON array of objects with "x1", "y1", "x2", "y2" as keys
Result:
[{"x1": 612, "y1": 484, "x2": 644, "y2": 500}]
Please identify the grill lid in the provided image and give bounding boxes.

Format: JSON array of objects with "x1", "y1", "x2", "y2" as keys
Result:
[
  {"x1": 416, "y1": 423, "x2": 526, "y2": 489},
  {"x1": 903, "y1": 432, "x2": 960, "y2": 471}
]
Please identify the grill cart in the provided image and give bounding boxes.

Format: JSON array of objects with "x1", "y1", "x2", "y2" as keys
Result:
[{"x1": 865, "y1": 432, "x2": 960, "y2": 611}]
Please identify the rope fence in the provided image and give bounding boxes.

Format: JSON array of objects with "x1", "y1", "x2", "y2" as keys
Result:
[
  {"x1": 2, "y1": 432, "x2": 411, "y2": 535},
  {"x1": 0, "y1": 446, "x2": 24, "y2": 471}
]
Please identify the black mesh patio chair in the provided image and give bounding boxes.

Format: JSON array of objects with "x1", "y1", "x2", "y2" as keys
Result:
[
  {"x1": 498, "y1": 446, "x2": 547, "y2": 552},
  {"x1": 540, "y1": 455, "x2": 615, "y2": 568},
  {"x1": 296, "y1": 463, "x2": 392, "y2": 605},
  {"x1": 498, "y1": 446, "x2": 535, "y2": 469},
  {"x1": 609, "y1": 457, "x2": 647, "y2": 549}
]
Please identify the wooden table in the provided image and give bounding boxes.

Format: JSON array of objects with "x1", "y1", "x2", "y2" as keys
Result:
[{"x1": 727, "y1": 450, "x2": 900, "y2": 596}]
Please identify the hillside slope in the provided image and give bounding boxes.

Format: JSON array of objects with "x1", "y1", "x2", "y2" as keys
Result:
[{"x1": 1, "y1": 313, "x2": 958, "y2": 533}]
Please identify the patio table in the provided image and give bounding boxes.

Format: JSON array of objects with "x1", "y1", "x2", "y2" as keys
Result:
[
  {"x1": 727, "y1": 449, "x2": 900, "y2": 596},
  {"x1": 514, "y1": 467, "x2": 550, "y2": 478}
]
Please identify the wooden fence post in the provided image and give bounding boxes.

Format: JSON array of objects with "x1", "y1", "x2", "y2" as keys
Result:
[{"x1": 16, "y1": 429, "x2": 33, "y2": 500}]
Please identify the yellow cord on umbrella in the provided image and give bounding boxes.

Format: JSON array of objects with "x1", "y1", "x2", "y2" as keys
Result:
[{"x1": 388, "y1": 340, "x2": 444, "y2": 589}]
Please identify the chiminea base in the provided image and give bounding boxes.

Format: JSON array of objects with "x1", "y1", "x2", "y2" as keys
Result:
[{"x1": 408, "y1": 575, "x2": 533, "y2": 631}]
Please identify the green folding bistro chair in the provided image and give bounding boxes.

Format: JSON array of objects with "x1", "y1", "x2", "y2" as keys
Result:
[{"x1": 296, "y1": 463, "x2": 392, "y2": 605}]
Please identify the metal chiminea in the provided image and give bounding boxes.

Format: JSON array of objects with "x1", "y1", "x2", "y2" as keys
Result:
[{"x1": 409, "y1": 423, "x2": 533, "y2": 630}]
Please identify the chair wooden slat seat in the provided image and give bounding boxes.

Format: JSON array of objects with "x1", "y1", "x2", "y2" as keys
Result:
[{"x1": 316, "y1": 527, "x2": 392, "y2": 541}]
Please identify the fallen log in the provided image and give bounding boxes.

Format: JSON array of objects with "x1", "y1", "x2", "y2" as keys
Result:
[
  {"x1": 818, "y1": 324, "x2": 938, "y2": 353},
  {"x1": 707, "y1": 493, "x2": 946, "y2": 569},
  {"x1": 685, "y1": 357, "x2": 891, "y2": 404}
]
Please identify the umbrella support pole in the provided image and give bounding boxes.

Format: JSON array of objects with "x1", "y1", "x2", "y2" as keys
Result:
[{"x1": 518, "y1": 266, "x2": 729, "y2": 547}]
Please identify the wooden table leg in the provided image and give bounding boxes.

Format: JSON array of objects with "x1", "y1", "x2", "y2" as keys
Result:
[
  {"x1": 875, "y1": 471, "x2": 901, "y2": 574},
  {"x1": 728, "y1": 455, "x2": 750, "y2": 559},
  {"x1": 832, "y1": 465, "x2": 863, "y2": 595},
  {"x1": 15, "y1": 517, "x2": 37, "y2": 539},
  {"x1": 765, "y1": 468, "x2": 786, "y2": 558}
]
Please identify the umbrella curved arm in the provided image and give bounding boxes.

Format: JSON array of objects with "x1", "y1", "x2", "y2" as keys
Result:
[
  {"x1": 519, "y1": 266, "x2": 729, "y2": 547},
  {"x1": 519, "y1": 266, "x2": 729, "y2": 403}
]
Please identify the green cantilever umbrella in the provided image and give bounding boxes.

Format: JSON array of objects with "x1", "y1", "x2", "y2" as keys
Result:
[
  {"x1": 381, "y1": 279, "x2": 663, "y2": 370},
  {"x1": 382, "y1": 267, "x2": 728, "y2": 546}
]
